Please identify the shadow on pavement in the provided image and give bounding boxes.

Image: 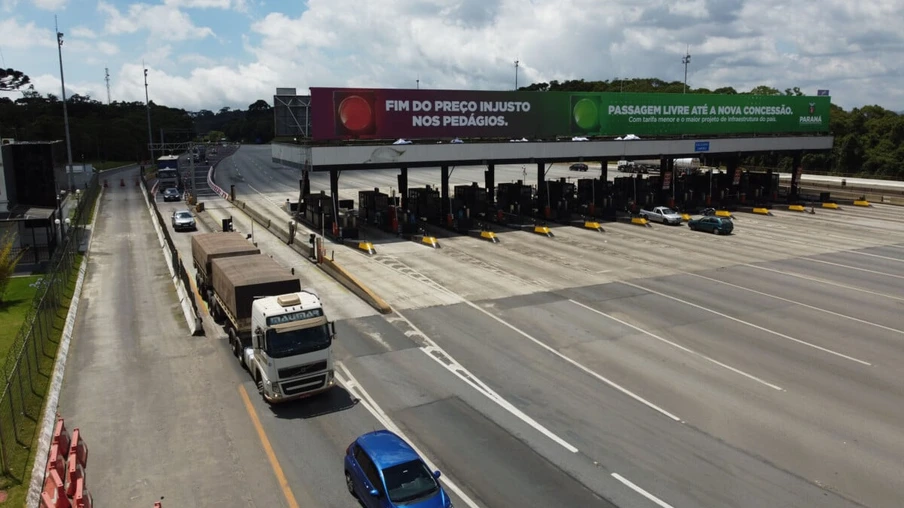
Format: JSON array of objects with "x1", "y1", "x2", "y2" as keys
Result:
[{"x1": 269, "y1": 384, "x2": 358, "y2": 419}]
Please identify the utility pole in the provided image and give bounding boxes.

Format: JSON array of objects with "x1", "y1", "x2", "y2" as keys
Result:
[
  {"x1": 105, "y1": 67, "x2": 111, "y2": 105},
  {"x1": 416, "y1": 73, "x2": 419, "y2": 90},
  {"x1": 56, "y1": 16, "x2": 74, "y2": 192},
  {"x1": 144, "y1": 63, "x2": 153, "y2": 163},
  {"x1": 682, "y1": 46, "x2": 691, "y2": 94},
  {"x1": 514, "y1": 59, "x2": 520, "y2": 90}
]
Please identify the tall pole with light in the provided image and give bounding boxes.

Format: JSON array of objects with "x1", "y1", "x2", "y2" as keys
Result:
[
  {"x1": 514, "y1": 59, "x2": 519, "y2": 90},
  {"x1": 55, "y1": 16, "x2": 74, "y2": 192},
  {"x1": 144, "y1": 65, "x2": 153, "y2": 163},
  {"x1": 682, "y1": 46, "x2": 691, "y2": 94}
]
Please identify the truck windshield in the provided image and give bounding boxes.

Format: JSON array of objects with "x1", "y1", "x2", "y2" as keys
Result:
[{"x1": 265, "y1": 324, "x2": 331, "y2": 358}]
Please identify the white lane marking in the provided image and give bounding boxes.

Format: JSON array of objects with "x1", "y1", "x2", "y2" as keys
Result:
[
  {"x1": 452, "y1": 298, "x2": 683, "y2": 422},
  {"x1": 611, "y1": 473, "x2": 675, "y2": 508},
  {"x1": 688, "y1": 273, "x2": 904, "y2": 336},
  {"x1": 618, "y1": 281, "x2": 872, "y2": 367},
  {"x1": 801, "y1": 257, "x2": 904, "y2": 280},
  {"x1": 745, "y1": 264, "x2": 904, "y2": 303},
  {"x1": 375, "y1": 256, "x2": 682, "y2": 423},
  {"x1": 335, "y1": 363, "x2": 483, "y2": 508},
  {"x1": 568, "y1": 300, "x2": 784, "y2": 391},
  {"x1": 853, "y1": 251, "x2": 904, "y2": 263},
  {"x1": 391, "y1": 310, "x2": 578, "y2": 453}
]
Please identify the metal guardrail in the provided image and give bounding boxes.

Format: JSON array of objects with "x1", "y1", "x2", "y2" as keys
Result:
[{"x1": 0, "y1": 175, "x2": 100, "y2": 474}]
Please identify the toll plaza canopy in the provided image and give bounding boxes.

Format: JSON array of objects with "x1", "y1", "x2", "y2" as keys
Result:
[{"x1": 272, "y1": 87, "x2": 834, "y2": 171}]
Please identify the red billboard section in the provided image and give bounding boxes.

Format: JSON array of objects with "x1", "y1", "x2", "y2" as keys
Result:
[{"x1": 310, "y1": 88, "x2": 550, "y2": 141}]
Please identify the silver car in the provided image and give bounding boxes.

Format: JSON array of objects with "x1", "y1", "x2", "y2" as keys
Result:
[{"x1": 171, "y1": 210, "x2": 196, "y2": 232}]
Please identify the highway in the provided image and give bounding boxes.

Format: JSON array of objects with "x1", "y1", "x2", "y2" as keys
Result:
[
  {"x1": 70, "y1": 146, "x2": 904, "y2": 508},
  {"x1": 204, "y1": 145, "x2": 904, "y2": 507}
]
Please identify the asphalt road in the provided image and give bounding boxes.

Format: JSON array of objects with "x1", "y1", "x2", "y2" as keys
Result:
[
  {"x1": 84, "y1": 147, "x2": 904, "y2": 507},
  {"x1": 209, "y1": 149, "x2": 904, "y2": 507}
]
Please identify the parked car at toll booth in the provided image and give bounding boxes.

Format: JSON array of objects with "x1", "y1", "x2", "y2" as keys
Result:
[
  {"x1": 345, "y1": 430, "x2": 452, "y2": 508},
  {"x1": 688, "y1": 216, "x2": 733, "y2": 235}
]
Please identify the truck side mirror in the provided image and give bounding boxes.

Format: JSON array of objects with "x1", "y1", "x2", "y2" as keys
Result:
[{"x1": 329, "y1": 322, "x2": 336, "y2": 337}]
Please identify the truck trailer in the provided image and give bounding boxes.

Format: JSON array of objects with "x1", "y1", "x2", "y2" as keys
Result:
[{"x1": 191, "y1": 232, "x2": 336, "y2": 403}]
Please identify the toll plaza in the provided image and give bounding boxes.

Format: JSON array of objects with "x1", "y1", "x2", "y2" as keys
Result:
[{"x1": 272, "y1": 87, "x2": 834, "y2": 247}]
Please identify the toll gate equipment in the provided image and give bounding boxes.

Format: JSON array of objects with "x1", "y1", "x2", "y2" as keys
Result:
[
  {"x1": 408, "y1": 185, "x2": 442, "y2": 223},
  {"x1": 544, "y1": 178, "x2": 577, "y2": 222},
  {"x1": 496, "y1": 181, "x2": 533, "y2": 217}
]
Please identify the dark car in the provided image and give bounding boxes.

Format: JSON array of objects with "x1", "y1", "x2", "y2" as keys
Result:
[
  {"x1": 344, "y1": 430, "x2": 452, "y2": 508},
  {"x1": 162, "y1": 187, "x2": 181, "y2": 202},
  {"x1": 688, "y1": 216, "x2": 733, "y2": 235},
  {"x1": 569, "y1": 163, "x2": 589, "y2": 172}
]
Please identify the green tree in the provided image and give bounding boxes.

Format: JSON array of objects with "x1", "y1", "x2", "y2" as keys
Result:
[
  {"x1": 0, "y1": 229, "x2": 26, "y2": 303},
  {"x1": 0, "y1": 68, "x2": 30, "y2": 91}
]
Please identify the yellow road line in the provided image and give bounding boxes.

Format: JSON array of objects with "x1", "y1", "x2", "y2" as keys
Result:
[{"x1": 238, "y1": 384, "x2": 302, "y2": 508}]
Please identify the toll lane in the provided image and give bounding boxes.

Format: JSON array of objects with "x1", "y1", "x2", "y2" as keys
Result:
[{"x1": 390, "y1": 301, "x2": 859, "y2": 508}]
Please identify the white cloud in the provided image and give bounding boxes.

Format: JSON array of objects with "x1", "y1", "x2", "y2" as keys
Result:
[
  {"x1": 98, "y1": 1, "x2": 216, "y2": 40},
  {"x1": 32, "y1": 0, "x2": 67, "y2": 10},
  {"x1": 8, "y1": 0, "x2": 904, "y2": 111},
  {"x1": 163, "y1": 0, "x2": 249, "y2": 11},
  {"x1": 0, "y1": 18, "x2": 57, "y2": 50},
  {"x1": 71, "y1": 26, "x2": 96, "y2": 38}
]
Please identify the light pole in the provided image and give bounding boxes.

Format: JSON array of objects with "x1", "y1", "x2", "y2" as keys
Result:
[
  {"x1": 56, "y1": 17, "x2": 74, "y2": 192},
  {"x1": 416, "y1": 74, "x2": 420, "y2": 90},
  {"x1": 514, "y1": 59, "x2": 520, "y2": 90},
  {"x1": 682, "y1": 46, "x2": 691, "y2": 94},
  {"x1": 144, "y1": 66, "x2": 153, "y2": 163}
]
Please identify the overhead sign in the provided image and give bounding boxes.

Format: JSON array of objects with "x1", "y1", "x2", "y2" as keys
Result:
[
  {"x1": 817, "y1": 90, "x2": 830, "y2": 96},
  {"x1": 310, "y1": 88, "x2": 832, "y2": 141},
  {"x1": 695, "y1": 141, "x2": 710, "y2": 152}
]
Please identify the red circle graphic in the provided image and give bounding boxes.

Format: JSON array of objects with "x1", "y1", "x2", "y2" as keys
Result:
[{"x1": 338, "y1": 95, "x2": 373, "y2": 132}]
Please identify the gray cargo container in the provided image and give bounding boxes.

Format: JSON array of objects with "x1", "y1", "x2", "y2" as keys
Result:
[{"x1": 210, "y1": 254, "x2": 302, "y2": 335}]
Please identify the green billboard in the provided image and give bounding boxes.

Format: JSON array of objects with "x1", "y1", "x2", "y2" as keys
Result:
[
  {"x1": 311, "y1": 88, "x2": 831, "y2": 140},
  {"x1": 570, "y1": 93, "x2": 830, "y2": 137}
]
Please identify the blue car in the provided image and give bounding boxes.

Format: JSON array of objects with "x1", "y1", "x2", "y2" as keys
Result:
[{"x1": 345, "y1": 430, "x2": 452, "y2": 508}]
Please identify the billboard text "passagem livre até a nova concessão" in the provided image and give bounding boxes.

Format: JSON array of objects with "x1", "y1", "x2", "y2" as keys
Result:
[{"x1": 309, "y1": 88, "x2": 831, "y2": 141}]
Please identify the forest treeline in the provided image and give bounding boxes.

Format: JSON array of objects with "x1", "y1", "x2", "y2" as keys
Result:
[{"x1": 0, "y1": 68, "x2": 900, "y2": 176}]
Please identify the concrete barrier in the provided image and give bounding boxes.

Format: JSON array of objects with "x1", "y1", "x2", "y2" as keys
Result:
[
  {"x1": 227, "y1": 199, "x2": 392, "y2": 315},
  {"x1": 631, "y1": 217, "x2": 651, "y2": 226},
  {"x1": 788, "y1": 205, "x2": 806, "y2": 212},
  {"x1": 821, "y1": 202, "x2": 840, "y2": 209},
  {"x1": 752, "y1": 207, "x2": 773, "y2": 216}
]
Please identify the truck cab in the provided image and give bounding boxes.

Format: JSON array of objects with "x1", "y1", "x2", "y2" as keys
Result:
[{"x1": 242, "y1": 291, "x2": 336, "y2": 404}]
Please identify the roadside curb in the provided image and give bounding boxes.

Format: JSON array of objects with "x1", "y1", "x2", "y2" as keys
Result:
[
  {"x1": 25, "y1": 187, "x2": 104, "y2": 508},
  {"x1": 140, "y1": 179, "x2": 203, "y2": 336},
  {"x1": 223, "y1": 198, "x2": 392, "y2": 314}
]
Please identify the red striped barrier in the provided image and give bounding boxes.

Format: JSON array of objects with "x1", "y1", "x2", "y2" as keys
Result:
[
  {"x1": 64, "y1": 450, "x2": 85, "y2": 497},
  {"x1": 53, "y1": 416, "x2": 71, "y2": 452},
  {"x1": 41, "y1": 469, "x2": 70, "y2": 508},
  {"x1": 46, "y1": 444, "x2": 66, "y2": 480},
  {"x1": 72, "y1": 478, "x2": 93, "y2": 508},
  {"x1": 68, "y1": 429, "x2": 88, "y2": 469}
]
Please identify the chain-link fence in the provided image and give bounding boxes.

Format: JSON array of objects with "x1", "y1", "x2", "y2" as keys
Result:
[{"x1": 0, "y1": 174, "x2": 100, "y2": 476}]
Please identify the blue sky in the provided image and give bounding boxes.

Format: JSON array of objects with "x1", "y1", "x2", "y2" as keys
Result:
[{"x1": 1, "y1": 0, "x2": 902, "y2": 112}]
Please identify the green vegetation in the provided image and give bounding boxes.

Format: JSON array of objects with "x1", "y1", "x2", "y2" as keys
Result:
[
  {"x1": 0, "y1": 256, "x2": 81, "y2": 507},
  {"x1": 0, "y1": 276, "x2": 41, "y2": 365},
  {"x1": 91, "y1": 161, "x2": 132, "y2": 171},
  {"x1": 0, "y1": 231, "x2": 27, "y2": 303}
]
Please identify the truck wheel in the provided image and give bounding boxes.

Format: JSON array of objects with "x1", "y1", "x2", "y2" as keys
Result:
[{"x1": 228, "y1": 328, "x2": 239, "y2": 357}]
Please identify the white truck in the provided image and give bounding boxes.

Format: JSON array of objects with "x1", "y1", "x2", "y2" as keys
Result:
[
  {"x1": 192, "y1": 232, "x2": 336, "y2": 404},
  {"x1": 640, "y1": 206, "x2": 684, "y2": 225}
]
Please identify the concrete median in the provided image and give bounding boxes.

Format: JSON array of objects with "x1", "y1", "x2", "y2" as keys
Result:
[{"x1": 226, "y1": 198, "x2": 392, "y2": 315}]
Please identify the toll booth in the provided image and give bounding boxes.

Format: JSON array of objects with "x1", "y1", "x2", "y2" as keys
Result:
[
  {"x1": 335, "y1": 200, "x2": 359, "y2": 239},
  {"x1": 612, "y1": 175, "x2": 655, "y2": 213},
  {"x1": 453, "y1": 183, "x2": 489, "y2": 216},
  {"x1": 358, "y1": 188, "x2": 390, "y2": 225},
  {"x1": 544, "y1": 178, "x2": 577, "y2": 221},
  {"x1": 741, "y1": 172, "x2": 779, "y2": 205},
  {"x1": 300, "y1": 191, "x2": 335, "y2": 235},
  {"x1": 496, "y1": 181, "x2": 533, "y2": 217},
  {"x1": 408, "y1": 185, "x2": 442, "y2": 223},
  {"x1": 576, "y1": 178, "x2": 616, "y2": 219}
]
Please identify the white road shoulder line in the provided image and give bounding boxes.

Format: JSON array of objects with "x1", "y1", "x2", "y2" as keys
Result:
[
  {"x1": 853, "y1": 251, "x2": 904, "y2": 263},
  {"x1": 568, "y1": 300, "x2": 784, "y2": 391},
  {"x1": 688, "y1": 273, "x2": 904, "y2": 336},
  {"x1": 611, "y1": 473, "x2": 675, "y2": 508},
  {"x1": 335, "y1": 363, "x2": 483, "y2": 508},
  {"x1": 745, "y1": 264, "x2": 904, "y2": 303},
  {"x1": 453, "y1": 298, "x2": 683, "y2": 423},
  {"x1": 391, "y1": 310, "x2": 578, "y2": 453},
  {"x1": 619, "y1": 280, "x2": 872, "y2": 366},
  {"x1": 803, "y1": 257, "x2": 904, "y2": 279}
]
